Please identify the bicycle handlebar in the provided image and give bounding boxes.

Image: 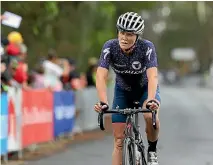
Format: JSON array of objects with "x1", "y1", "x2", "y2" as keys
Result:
[{"x1": 98, "y1": 108, "x2": 157, "y2": 131}]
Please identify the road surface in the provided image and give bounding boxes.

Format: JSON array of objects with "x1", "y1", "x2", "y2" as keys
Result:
[{"x1": 28, "y1": 86, "x2": 213, "y2": 165}]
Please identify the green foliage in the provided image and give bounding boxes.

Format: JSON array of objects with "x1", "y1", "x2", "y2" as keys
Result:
[{"x1": 1, "y1": 2, "x2": 157, "y2": 71}]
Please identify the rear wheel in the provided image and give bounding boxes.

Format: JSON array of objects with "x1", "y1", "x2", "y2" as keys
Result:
[{"x1": 122, "y1": 137, "x2": 136, "y2": 165}]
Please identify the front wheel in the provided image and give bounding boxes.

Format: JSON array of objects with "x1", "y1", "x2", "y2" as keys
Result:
[
  {"x1": 137, "y1": 142, "x2": 147, "y2": 165},
  {"x1": 122, "y1": 137, "x2": 136, "y2": 165},
  {"x1": 137, "y1": 150, "x2": 147, "y2": 165}
]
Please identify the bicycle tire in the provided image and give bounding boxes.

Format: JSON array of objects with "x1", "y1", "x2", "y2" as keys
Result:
[
  {"x1": 138, "y1": 149, "x2": 147, "y2": 165},
  {"x1": 137, "y1": 141, "x2": 147, "y2": 165},
  {"x1": 122, "y1": 137, "x2": 136, "y2": 165}
]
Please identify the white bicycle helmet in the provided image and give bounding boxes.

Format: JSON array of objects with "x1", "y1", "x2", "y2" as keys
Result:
[{"x1": 116, "y1": 12, "x2": 145, "y2": 35}]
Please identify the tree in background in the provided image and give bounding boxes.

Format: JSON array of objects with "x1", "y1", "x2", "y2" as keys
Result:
[{"x1": 1, "y1": 1, "x2": 156, "y2": 71}]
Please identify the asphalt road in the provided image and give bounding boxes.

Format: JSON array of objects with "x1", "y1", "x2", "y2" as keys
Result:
[{"x1": 28, "y1": 86, "x2": 213, "y2": 165}]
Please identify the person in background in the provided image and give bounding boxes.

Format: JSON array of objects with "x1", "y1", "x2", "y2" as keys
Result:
[
  {"x1": 6, "y1": 31, "x2": 24, "y2": 62},
  {"x1": 12, "y1": 43, "x2": 29, "y2": 89},
  {"x1": 1, "y1": 37, "x2": 10, "y2": 66},
  {"x1": 1, "y1": 31, "x2": 29, "y2": 89},
  {"x1": 86, "y1": 57, "x2": 113, "y2": 88},
  {"x1": 5, "y1": 39, "x2": 20, "y2": 63},
  {"x1": 7, "y1": 31, "x2": 23, "y2": 45},
  {"x1": 61, "y1": 58, "x2": 83, "y2": 90},
  {"x1": 31, "y1": 62, "x2": 46, "y2": 89},
  {"x1": 79, "y1": 72, "x2": 87, "y2": 89},
  {"x1": 43, "y1": 49, "x2": 69, "y2": 91},
  {"x1": 1, "y1": 55, "x2": 12, "y2": 92},
  {"x1": 86, "y1": 57, "x2": 98, "y2": 87}
]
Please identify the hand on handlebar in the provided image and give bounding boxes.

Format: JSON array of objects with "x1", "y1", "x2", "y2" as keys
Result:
[
  {"x1": 94, "y1": 101, "x2": 109, "y2": 113},
  {"x1": 146, "y1": 99, "x2": 160, "y2": 111}
]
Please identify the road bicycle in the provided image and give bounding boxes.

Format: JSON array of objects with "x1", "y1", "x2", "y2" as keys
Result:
[{"x1": 98, "y1": 101, "x2": 157, "y2": 165}]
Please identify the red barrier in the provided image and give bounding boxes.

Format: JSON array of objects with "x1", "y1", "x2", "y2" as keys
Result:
[{"x1": 22, "y1": 90, "x2": 53, "y2": 147}]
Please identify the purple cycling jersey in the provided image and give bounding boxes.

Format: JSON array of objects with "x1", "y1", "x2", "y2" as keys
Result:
[{"x1": 98, "y1": 38, "x2": 158, "y2": 91}]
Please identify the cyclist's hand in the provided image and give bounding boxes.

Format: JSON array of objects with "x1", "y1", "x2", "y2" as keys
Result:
[
  {"x1": 94, "y1": 101, "x2": 109, "y2": 113},
  {"x1": 146, "y1": 99, "x2": 160, "y2": 111}
]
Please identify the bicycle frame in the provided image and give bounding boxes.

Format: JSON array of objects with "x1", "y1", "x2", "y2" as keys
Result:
[
  {"x1": 125, "y1": 113, "x2": 145, "y2": 149},
  {"x1": 125, "y1": 112, "x2": 150, "y2": 165},
  {"x1": 124, "y1": 112, "x2": 140, "y2": 140}
]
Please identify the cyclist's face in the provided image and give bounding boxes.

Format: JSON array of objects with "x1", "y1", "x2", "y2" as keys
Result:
[{"x1": 118, "y1": 31, "x2": 137, "y2": 50}]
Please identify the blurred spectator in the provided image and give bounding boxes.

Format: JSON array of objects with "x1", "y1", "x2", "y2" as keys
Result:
[
  {"x1": 5, "y1": 31, "x2": 24, "y2": 63},
  {"x1": 7, "y1": 31, "x2": 23, "y2": 45},
  {"x1": 1, "y1": 37, "x2": 12, "y2": 92},
  {"x1": 86, "y1": 57, "x2": 98, "y2": 87},
  {"x1": 31, "y1": 63, "x2": 46, "y2": 89},
  {"x1": 0, "y1": 45, "x2": 4, "y2": 56},
  {"x1": 43, "y1": 49, "x2": 69, "y2": 91},
  {"x1": 11, "y1": 43, "x2": 29, "y2": 89},
  {"x1": 60, "y1": 58, "x2": 83, "y2": 90},
  {"x1": 1, "y1": 55, "x2": 12, "y2": 92},
  {"x1": 1, "y1": 37, "x2": 9, "y2": 57},
  {"x1": 6, "y1": 42, "x2": 21, "y2": 62},
  {"x1": 79, "y1": 72, "x2": 87, "y2": 88},
  {"x1": 1, "y1": 37, "x2": 9, "y2": 46},
  {"x1": 1, "y1": 30, "x2": 30, "y2": 90},
  {"x1": 1, "y1": 37, "x2": 10, "y2": 65}
]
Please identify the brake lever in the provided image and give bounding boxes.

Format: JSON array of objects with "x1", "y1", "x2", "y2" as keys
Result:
[
  {"x1": 152, "y1": 110, "x2": 157, "y2": 130},
  {"x1": 98, "y1": 112, "x2": 105, "y2": 131}
]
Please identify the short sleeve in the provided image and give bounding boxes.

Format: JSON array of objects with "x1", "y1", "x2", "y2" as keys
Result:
[
  {"x1": 144, "y1": 42, "x2": 158, "y2": 69},
  {"x1": 98, "y1": 41, "x2": 112, "y2": 70}
]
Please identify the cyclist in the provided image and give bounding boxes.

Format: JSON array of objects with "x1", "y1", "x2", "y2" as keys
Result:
[{"x1": 94, "y1": 12, "x2": 161, "y2": 165}]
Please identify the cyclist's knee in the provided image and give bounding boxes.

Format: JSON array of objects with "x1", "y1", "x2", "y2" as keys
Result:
[
  {"x1": 112, "y1": 123, "x2": 125, "y2": 150},
  {"x1": 114, "y1": 137, "x2": 123, "y2": 150}
]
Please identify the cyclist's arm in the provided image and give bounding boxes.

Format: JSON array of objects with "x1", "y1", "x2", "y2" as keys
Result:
[
  {"x1": 96, "y1": 67, "x2": 108, "y2": 103},
  {"x1": 145, "y1": 42, "x2": 158, "y2": 100},
  {"x1": 96, "y1": 41, "x2": 111, "y2": 104},
  {"x1": 147, "y1": 67, "x2": 158, "y2": 100}
]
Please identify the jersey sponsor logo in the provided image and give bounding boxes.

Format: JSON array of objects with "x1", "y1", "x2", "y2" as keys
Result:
[
  {"x1": 112, "y1": 66, "x2": 146, "y2": 74},
  {"x1": 132, "y1": 61, "x2": 141, "y2": 70},
  {"x1": 146, "y1": 47, "x2": 152, "y2": 61},
  {"x1": 114, "y1": 63, "x2": 126, "y2": 67},
  {"x1": 103, "y1": 48, "x2": 110, "y2": 60}
]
